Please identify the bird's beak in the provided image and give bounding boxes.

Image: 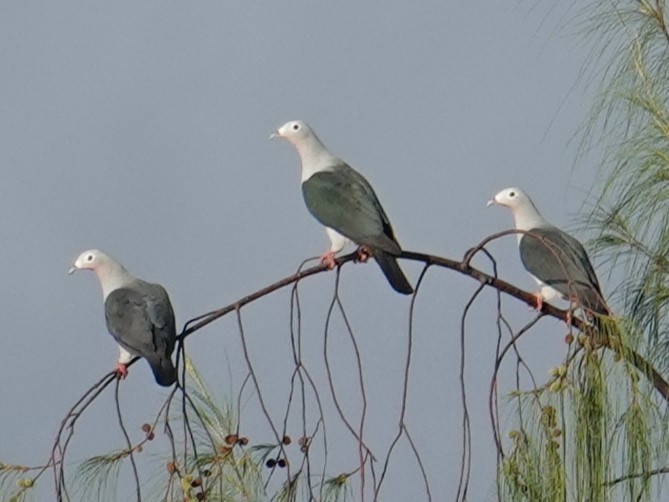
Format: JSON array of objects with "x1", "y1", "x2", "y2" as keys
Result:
[
  {"x1": 486, "y1": 198, "x2": 496, "y2": 207},
  {"x1": 68, "y1": 265, "x2": 78, "y2": 275},
  {"x1": 269, "y1": 130, "x2": 280, "y2": 140}
]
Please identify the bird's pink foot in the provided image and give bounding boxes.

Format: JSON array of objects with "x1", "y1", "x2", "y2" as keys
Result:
[
  {"x1": 531, "y1": 292, "x2": 544, "y2": 310},
  {"x1": 319, "y1": 250, "x2": 337, "y2": 269},
  {"x1": 114, "y1": 362, "x2": 129, "y2": 379},
  {"x1": 355, "y1": 246, "x2": 372, "y2": 263}
]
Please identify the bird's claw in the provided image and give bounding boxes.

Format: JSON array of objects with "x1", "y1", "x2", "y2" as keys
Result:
[
  {"x1": 355, "y1": 246, "x2": 371, "y2": 263},
  {"x1": 531, "y1": 292, "x2": 544, "y2": 311},
  {"x1": 319, "y1": 251, "x2": 337, "y2": 269},
  {"x1": 114, "y1": 362, "x2": 129, "y2": 379}
]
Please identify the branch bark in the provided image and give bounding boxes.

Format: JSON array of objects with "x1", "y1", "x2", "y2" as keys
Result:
[
  {"x1": 21, "y1": 242, "x2": 669, "y2": 501},
  {"x1": 176, "y1": 248, "x2": 669, "y2": 403}
]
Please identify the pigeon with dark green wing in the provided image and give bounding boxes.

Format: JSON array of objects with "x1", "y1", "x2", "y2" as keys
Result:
[
  {"x1": 69, "y1": 249, "x2": 178, "y2": 386},
  {"x1": 273, "y1": 120, "x2": 413, "y2": 295},
  {"x1": 488, "y1": 187, "x2": 609, "y2": 315}
]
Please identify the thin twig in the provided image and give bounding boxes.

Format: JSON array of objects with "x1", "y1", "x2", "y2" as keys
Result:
[
  {"x1": 20, "y1": 238, "x2": 669, "y2": 500},
  {"x1": 114, "y1": 379, "x2": 141, "y2": 502},
  {"x1": 374, "y1": 263, "x2": 431, "y2": 500}
]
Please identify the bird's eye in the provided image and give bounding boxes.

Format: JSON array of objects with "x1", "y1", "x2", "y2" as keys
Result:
[
  {"x1": 86, "y1": 255, "x2": 94, "y2": 262},
  {"x1": 509, "y1": 191, "x2": 516, "y2": 198},
  {"x1": 292, "y1": 124, "x2": 299, "y2": 131}
]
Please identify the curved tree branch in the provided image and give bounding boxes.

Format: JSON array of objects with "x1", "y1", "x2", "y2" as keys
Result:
[
  {"x1": 19, "y1": 241, "x2": 669, "y2": 501},
  {"x1": 175, "y1": 247, "x2": 669, "y2": 403}
]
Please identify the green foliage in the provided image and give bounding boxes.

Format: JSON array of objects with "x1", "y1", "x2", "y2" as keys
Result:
[
  {"x1": 73, "y1": 451, "x2": 125, "y2": 502},
  {"x1": 322, "y1": 473, "x2": 353, "y2": 501},
  {"x1": 157, "y1": 360, "x2": 265, "y2": 502},
  {"x1": 0, "y1": 354, "x2": 354, "y2": 502},
  {"x1": 500, "y1": 1, "x2": 669, "y2": 498},
  {"x1": 573, "y1": 349, "x2": 607, "y2": 500},
  {"x1": 499, "y1": 340, "x2": 666, "y2": 501},
  {"x1": 581, "y1": 0, "x2": 669, "y2": 356},
  {"x1": 26, "y1": 359, "x2": 271, "y2": 502},
  {"x1": 0, "y1": 462, "x2": 34, "y2": 502}
]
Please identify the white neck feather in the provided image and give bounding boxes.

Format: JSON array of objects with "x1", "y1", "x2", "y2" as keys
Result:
[
  {"x1": 96, "y1": 262, "x2": 135, "y2": 300},
  {"x1": 295, "y1": 135, "x2": 339, "y2": 183},
  {"x1": 512, "y1": 200, "x2": 546, "y2": 242}
]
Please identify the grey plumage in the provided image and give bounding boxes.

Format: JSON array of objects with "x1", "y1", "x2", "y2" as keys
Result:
[
  {"x1": 105, "y1": 280, "x2": 177, "y2": 386},
  {"x1": 302, "y1": 165, "x2": 413, "y2": 294},
  {"x1": 274, "y1": 120, "x2": 413, "y2": 294},
  {"x1": 490, "y1": 187, "x2": 608, "y2": 316},
  {"x1": 70, "y1": 249, "x2": 178, "y2": 386},
  {"x1": 519, "y1": 226, "x2": 608, "y2": 315}
]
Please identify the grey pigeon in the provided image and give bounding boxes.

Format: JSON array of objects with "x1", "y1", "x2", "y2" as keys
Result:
[
  {"x1": 272, "y1": 119, "x2": 413, "y2": 295},
  {"x1": 69, "y1": 249, "x2": 177, "y2": 386},
  {"x1": 488, "y1": 187, "x2": 609, "y2": 315}
]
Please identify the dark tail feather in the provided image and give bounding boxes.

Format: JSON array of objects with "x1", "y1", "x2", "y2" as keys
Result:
[
  {"x1": 583, "y1": 289, "x2": 612, "y2": 320},
  {"x1": 590, "y1": 311, "x2": 619, "y2": 346},
  {"x1": 581, "y1": 291, "x2": 615, "y2": 340},
  {"x1": 148, "y1": 356, "x2": 177, "y2": 387},
  {"x1": 374, "y1": 251, "x2": 413, "y2": 295}
]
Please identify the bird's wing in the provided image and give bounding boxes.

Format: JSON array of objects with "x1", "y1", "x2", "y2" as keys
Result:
[
  {"x1": 519, "y1": 226, "x2": 607, "y2": 313},
  {"x1": 104, "y1": 282, "x2": 176, "y2": 361},
  {"x1": 302, "y1": 163, "x2": 401, "y2": 254}
]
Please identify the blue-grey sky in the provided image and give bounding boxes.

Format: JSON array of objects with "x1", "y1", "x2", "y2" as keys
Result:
[{"x1": 0, "y1": 1, "x2": 599, "y2": 500}]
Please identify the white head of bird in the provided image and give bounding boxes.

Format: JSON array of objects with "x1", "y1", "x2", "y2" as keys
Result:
[
  {"x1": 272, "y1": 120, "x2": 313, "y2": 143},
  {"x1": 69, "y1": 249, "x2": 112, "y2": 273},
  {"x1": 487, "y1": 187, "x2": 545, "y2": 233},
  {"x1": 271, "y1": 119, "x2": 337, "y2": 181},
  {"x1": 69, "y1": 249, "x2": 133, "y2": 299},
  {"x1": 488, "y1": 187, "x2": 532, "y2": 209}
]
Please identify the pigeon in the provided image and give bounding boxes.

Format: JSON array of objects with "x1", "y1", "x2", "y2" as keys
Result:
[
  {"x1": 272, "y1": 119, "x2": 413, "y2": 294},
  {"x1": 69, "y1": 249, "x2": 178, "y2": 386},
  {"x1": 488, "y1": 187, "x2": 609, "y2": 315}
]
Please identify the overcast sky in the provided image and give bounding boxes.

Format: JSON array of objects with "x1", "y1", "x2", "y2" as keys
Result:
[{"x1": 0, "y1": 1, "x2": 600, "y2": 500}]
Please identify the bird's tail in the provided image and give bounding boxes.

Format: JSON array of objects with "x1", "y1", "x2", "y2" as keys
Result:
[
  {"x1": 582, "y1": 295, "x2": 618, "y2": 344},
  {"x1": 374, "y1": 251, "x2": 413, "y2": 295},
  {"x1": 148, "y1": 356, "x2": 177, "y2": 387},
  {"x1": 587, "y1": 312, "x2": 621, "y2": 349}
]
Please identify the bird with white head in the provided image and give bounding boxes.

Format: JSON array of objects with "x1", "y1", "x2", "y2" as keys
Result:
[
  {"x1": 69, "y1": 249, "x2": 178, "y2": 386},
  {"x1": 488, "y1": 187, "x2": 609, "y2": 316},
  {"x1": 272, "y1": 119, "x2": 413, "y2": 294}
]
